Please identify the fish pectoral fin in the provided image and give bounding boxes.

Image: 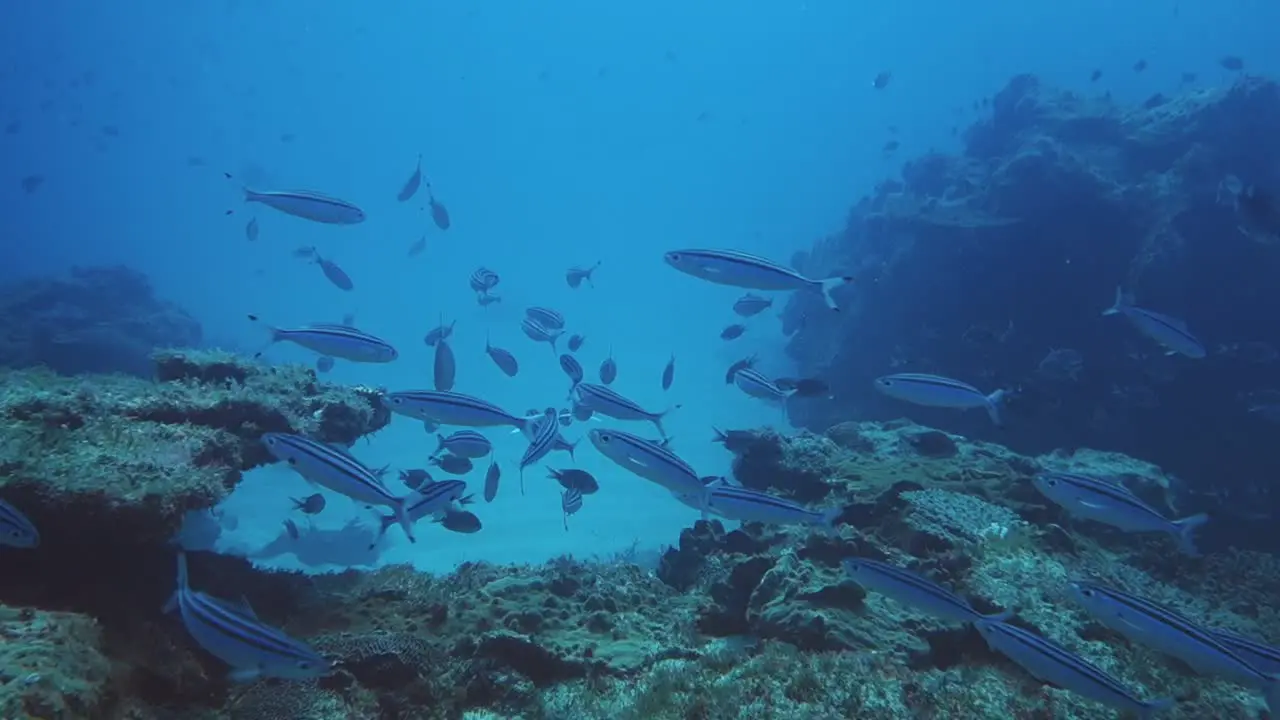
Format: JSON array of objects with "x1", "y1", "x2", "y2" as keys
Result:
[{"x1": 227, "y1": 667, "x2": 262, "y2": 683}]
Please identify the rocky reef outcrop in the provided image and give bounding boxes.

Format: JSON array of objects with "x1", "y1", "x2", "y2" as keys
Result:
[
  {"x1": 0, "y1": 265, "x2": 203, "y2": 377},
  {"x1": 783, "y1": 75, "x2": 1280, "y2": 554}
]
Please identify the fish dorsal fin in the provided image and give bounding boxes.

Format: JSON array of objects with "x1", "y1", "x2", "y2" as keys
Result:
[{"x1": 201, "y1": 592, "x2": 260, "y2": 622}]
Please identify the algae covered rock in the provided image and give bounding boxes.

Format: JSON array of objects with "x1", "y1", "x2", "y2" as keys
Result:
[{"x1": 0, "y1": 604, "x2": 111, "y2": 720}]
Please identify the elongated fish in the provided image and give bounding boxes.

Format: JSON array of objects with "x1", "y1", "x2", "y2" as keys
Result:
[
  {"x1": 484, "y1": 460, "x2": 501, "y2": 502},
  {"x1": 663, "y1": 248, "x2": 852, "y2": 310},
  {"x1": 164, "y1": 552, "x2": 330, "y2": 682},
  {"x1": 435, "y1": 430, "x2": 492, "y2": 458},
  {"x1": 397, "y1": 154, "x2": 422, "y2": 202},
  {"x1": 588, "y1": 428, "x2": 704, "y2": 496},
  {"x1": 1070, "y1": 581, "x2": 1280, "y2": 713},
  {"x1": 0, "y1": 498, "x2": 38, "y2": 548},
  {"x1": 974, "y1": 619, "x2": 1175, "y2": 719},
  {"x1": 375, "y1": 479, "x2": 469, "y2": 541},
  {"x1": 704, "y1": 486, "x2": 840, "y2": 527},
  {"x1": 574, "y1": 383, "x2": 676, "y2": 436},
  {"x1": 261, "y1": 433, "x2": 415, "y2": 543},
  {"x1": 559, "y1": 354, "x2": 584, "y2": 391},
  {"x1": 733, "y1": 368, "x2": 793, "y2": 402},
  {"x1": 1102, "y1": 287, "x2": 1205, "y2": 359},
  {"x1": 1033, "y1": 472, "x2": 1208, "y2": 554},
  {"x1": 843, "y1": 558, "x2": 1009, "y2": 624},
  {"x1": 873, "y1": 373, "x2": 1005, "y2": 426},
  {"x1": 521, "y1": 317, "x2": 562, "y2": 355},
  {"x1": 1209, "y1": 629, "x2": 1280, "y2": 676},
  {"x1": 248, "y1": 316, "x2": 397, "y2": 363},
  {"x1": 385, "y1": 390, "x2": 526, "y2": 429},
  {"x1": 244, "y1": 188, "x2": 365, "y2": 224}
]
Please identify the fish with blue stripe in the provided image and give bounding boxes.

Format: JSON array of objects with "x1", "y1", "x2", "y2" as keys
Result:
[
  {"x1": 434, "y1": 430, "x2": 493, "y2": 459},
  {"x1": 843, "y1": 558, "x2": 1010, "y2": 624},
  {"x1": 163, "y1": 552, "x2": 330, "y2": 682},
  {"x1": 574, "y1": 383, "x2": 677, "y2": 436},
  {"x1": 1209, "y1": 628, "x2": 1280, "y2": 676},
  {"x1": 1069, "y1": 580, "x2": 1280, "y2": 713},
  {"x1": 873, "y1": 373, "x2": 1006, "y2": 426},
  {"x1": 521, "y1": 317, "x2": 562, "y2": 355},
  {"x1": 375, "y1": 479, "x2": 470, "y2": 542},
  {"x1": 242, "y1": 186, "x2": 365, "y2": 225},
  {"x1": 0, "y1": 498, "x2": 38, "y2": 548},
  {"x1": 588, "y1": 428, "x2": 704, "y2": 496},
  {"x1": 261, "y1": 433, "x2": 415, "y2": 543},
  {"x1": 1033, "y1": 472, "x2": 1208, "y2": 554},
  {"x1": 384, "y1": 390, "x2": 527, "y2": 430},
  {"x1": 974, "y1": 619, "x2": 1175, "y2": 718},
  {"x1": 470, "y1": 268, "x2": 500, "y2": 294},
  {"x1": 519, "y1": 409, "x2": 561, "y2": 493},
  {"x1": 704, "y1": 486, "x2": 841, "y2": 528},
  {"x1": 561, "y1": 488, "x2": 583, "y2": 530},
  {"x1": 1102, "y1": 287, "x2": 1205, "y2": 359},
  {"x1": 247, "y1": 316, "x2": 397, "y2": 363},
  {"x1": 732, "y1": 368, "x2": 794, "y2": 403},
  {"x1": 663, "y1": 248, "x2": 852, "y2": 310},
  {"x1": 526, "y1": 306, "x2": 566, "y2": 330}
]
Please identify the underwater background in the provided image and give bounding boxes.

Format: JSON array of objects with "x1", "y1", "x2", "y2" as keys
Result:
[{"x1": 5, "y1": 1, "x2": 1280, "y2": 718}]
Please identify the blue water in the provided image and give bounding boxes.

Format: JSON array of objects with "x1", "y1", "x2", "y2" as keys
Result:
[{"x1": 4, "y1": 1, "x2": 1276, "y2": 573}]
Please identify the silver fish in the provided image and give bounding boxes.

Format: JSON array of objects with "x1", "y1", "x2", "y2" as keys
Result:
[
  {"x1": 434, "y1": 339, "x2": 456, "y2": 392},
  {"x1": 0, "y1": 498, "x2": 38, "y2": 548},
  {"x1": 261, "y1": 433, "x2": 415, "y2": 542},
  {"x1": 244, "y1": 188, "x2": 365, "y2": 225},
  {"x1": 873, "y1": 373, "x2": 1005, "y2": 426},
  {"x1": 521, "y1": 317, "x2": 561, "y2": 355},
  {"x1": 566, "y1": 262, "x2": 600, "y2": 289},
  {"x1": 733, "y1": 368, "x2": 792, "y2": 402},
  {"x1": 435, "y1": 430, "x2": 492, "y2": 459},
  {"x1": 163, "y1": 553, "x2": 330, "y2": 682},
  {"x1": 704, "y1": 486, "x2": 840, "y2": 527},
  {"x1": 485, "y1": 337, "x2": 519, "y2": 377},
  {"x1": 1210, "y1": 629, "x2": 1280, "y2": 676},
  {"x1": 844, "y1": 558, "x2": 1008, "y2": 624},
  {"x1": 397, "y1": 154, "x2": 422, "y2": 202},
  {"x1": 661, "y1": 355, "x2": 675, "y2": 391},
  {"x1": 1102, "y1": 287, "x2": 1205, "y2": 359},
  {"x1": 1033, "y1": 472, "x2": 1208, "y2": 554},
  {"x1": 561, "y1": 488, "x2": 583, "y2": 530},
  {"x1": 249, "y1": 316, "x2": 397, "y2": 363},
  {"x1": 384, "y1": 390, "x2": 526, "y2": 429},
  {"x1": 663, "y1": 248, "x2": 852, "y2": 310},
  {"x1": 587, "y1": 428, "x2": 703, "y2": 496},
  {"x1": 484, "y1": 460, "x2": 501, "y2": 502},
  {"x1": 574, "y1": 383, "x2": 675, "y2": 436},
  {"x1": 733, "y1": 293, "x2": 773, "y2": 317},
  {"x1": 526, "y1": 306, "x2": 565, "y2": 330}
]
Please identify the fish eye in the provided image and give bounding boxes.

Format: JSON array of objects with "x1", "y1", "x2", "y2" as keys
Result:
[
  {"x1": 297, "y1": 661, "x2": 312, "y2": 670},
  {"x1": 669, "y1": 253, "x2": 681, "y2": 261},
  {"x1": 287, "y1": 458, "x2": 297, "y2": 465}
]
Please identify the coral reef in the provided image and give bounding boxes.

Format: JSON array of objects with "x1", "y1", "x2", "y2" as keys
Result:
[
  {"x1": 0, "y1": 265, "x2": 202, "y2": 377},
  {"x1": 782, "y1": 75, "x2": 1280, "y2": 554}
]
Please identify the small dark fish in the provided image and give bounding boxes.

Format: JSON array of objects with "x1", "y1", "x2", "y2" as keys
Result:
[
  {"x1": 721, "y1": 324, "x2": 746, "y2": 340},
  {"x1": 245, "y1": 217, "x2": 259, "y2": 242},
  {"x1": 882, "y1": 140, "x2": 899, "y2": 153},
  {"x1": 774, "y1": 377, "x2": 830, "y2": 398},
  {"x1": 291, "y1": 493, "x2": 326, "y2": 514},
  {"x1": 662, "y1": 355, "x2": 675, "y2": 391},
  {"x1": 1133, "y1": 59, "x2": 1147, "y2": 73},
  {"x1": 712, "y1": 427, "x2": 756, "y2": 452},
  {"x1": 470, "y1": 267, "x2": 500, "y2": 293},
  {"x1": 423, "y1": 316, "x2": 456, "y2": 347},
  {"x1": 1090, "y1": 69, "x2": 1102, "y2": 82},
  {"x1": 560, "y1": 354, "x2": 584, "y2": 387},
  {"x1": 292, "y1": 245, "x2": 317, "y2": 259},
  {"x1": 438, "y1": 509, "x2": 481, "y2": 534},
  {"x1": 573, "y1": 404, "x2": 593, "y2": 422},
  {"x1": 316, "y1": 356, "x2": 334, "y2": 373},
  {"x1": 407, "y1": 234, "x2": 426, "y2": 257},
  {"x1": 431, "y1": 453, "x2": 473, "y2": 476},
  {"x1": 434, "y1": 339, "x2": 456, "y2": 391},
  {"x1": 399, "y1": 468, "x2": 432, "y2": 490},
  {"x1": 1220, "y1": 55, "x2": 1245, "y2": 71},
  {"x1": 566, "y1": 261, "x2": 601, "y2": 289},
  {"x1": 484, "y1": 460, "x2": 500, "y2": 502},
  {"x1": 599, "y1": 352, "x2": 618, "y2": 385},
  {"x1": 427, "y1": 185, "x2": 451, "y2": 230},
  {"x1": 101, "y1": 124, "x2": 120, "y2": 137},
  {"x1": 561, "y1": 489, "x2": 583, "y2": 530},
  {"x1": 548, "y1": 467, "x2": 599, "y2": 494},
  {"x1": 283, "y1": 519, "x2": 300, "y2": 540},
  {"x1": 486, "y1": 336, "x2": 519, "y2": 377},
  {"x1": 398, "y1": 154, "x2": 422, "y2": 202},
  {"x1": 313, "y1": 252, "x2": 353, "y2": 291},
  {"x1": 477, "y1": 293, "x2": 502, "y2": 307},
  {"x1": 567, "y1": 334, "x2": 585, "y2": 352},
  {"x1": 21, "y1": 175, "x2": 43, "y2": 194},
  {"x1": 725, "y1": 355, "x2": 756, "y2": 384},
  {"x1": 872, "y1": 71, "x2": 891, "y2": 89}
]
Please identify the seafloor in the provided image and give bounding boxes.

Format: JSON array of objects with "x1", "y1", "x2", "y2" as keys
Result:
[{"x1": 0, "y1": 347, "x2": 1273, "y2": 720}]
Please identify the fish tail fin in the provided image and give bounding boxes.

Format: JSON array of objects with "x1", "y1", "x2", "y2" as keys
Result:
[
  {"x1": 1172, "y1": 512, "x2": 1210, "y2": 555},
  {"x1": 1101, "y1": 286, "x2": 1127, "y2": 316},
  {"x1": 981, "y1": 609, "x2": 1015, "y2": 622},
  {"x1": 985, "y1": 389, "x2": 1007, "y2": 427},
  {"x1": 1263, "y1": 679, "x2": 1280, "y2": 717},
  {"x1": 162, "y1": 552, "x2": 189, "y2": 613},
  {"x1": 566, "y1": 440, "x2": 578, "y2": 460},
  {"x1": 434, "y1": 434, "x2": 446, "y2": 456},
  {"x1": 395, "y1": 499, "x2": 416, "y2": 544},
  {"x1": 653, "y1": 404, "x2": 683, "y2": 436},
  {"x1": 818, "y1": 276, "x2": 853, "y2": 310},
  {"x1": 246, "y1": 314, "x2": 282, "y2": 356},
  {"x1": 819, "y1": 506, "x2": 843, "y2": 529},
  {"x1": 1137, "y1": 698, "x2": 1176, "y2": 719},
  {"x1": 712, "y1": 427, "x2": 727, "y2": 444},
  {"x1": 243, "y1": 187, "x2": 260, "y2": 203}
]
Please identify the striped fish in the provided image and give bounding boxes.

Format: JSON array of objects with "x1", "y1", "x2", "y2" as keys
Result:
[
  {"x1": 705, "y1": 486, "x2": 841, "y2": 528},
  {"x1": 559, "y1": 354, "x2": 584, "y2": 387},
  {"x1": 248, "y1": 316, "x2": 397, "y2": 363},
  {"x1": 526, "y1": 306, "x2": 566, "y2": 330},
  {"x1": 588, "y1": 428, "x2": 704, "y2": 496},
  {"x1": 519, "y1": 409, "x2": 560, "y2": 492},
  {"x1": 244, "y1": 188, "x2": 365, "y2": 224},
  {"x1": 561, "y1": 488, "x2": 583, "y2": 530},
  {"x1": 1069, "y1": 581, "x2": 1280, "y2": 712},
  {"x1": 873, "y1": 373, "x2": 1005, "y2": 426},
  {"x1": 1209, "y1": 629, "x2": 1280, "y2": 676},
  {"x1": 434, "y1": 430, "x2": 492, "y2": 459},
  {"x1": 521, "y1": 317, "x2": 562, "y2": 355},
  {"x1": 261, "y1": 433, "x2": 415, "y2": 543},
  {"x1": 470, "y1": 267, "x2": 500, "y2": 293},
  {"x1": 1033, "y1": 472, "x2": 1208, "y2": 554},
  {"x1": 574, "y1": 383, "x2": 676, "y2": 436},
  {"x1": 663, "y1": 248, "x2": 852, "y2": 310},
  {"x1": 384, "y1": 390, "x2": 526, "y2": 429},
  {"x1": 515, "y1": 412, "x2": 580, "y2": 458},
  {"x1": 1103, "y1": 287, "x2": 1205, "y2": 359},
  {"x1": 0, "y1": 498, "x2": 38, "y2": 548},
  {"x1": 376, "y1": 479, "x2": 469, "y2": 541},
  {"x1": 163, "y1": 552, "x2": 330, "y2": 682},
  {"x1": 733, "y1": 368, "x2": 793, "y2": 402},
  {"x1": 843, "y1": 558, "x2": 1010, "y2": 624},
  {"x1": 974, "y1": 619, "x2": 1175, "y2": 718}
]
